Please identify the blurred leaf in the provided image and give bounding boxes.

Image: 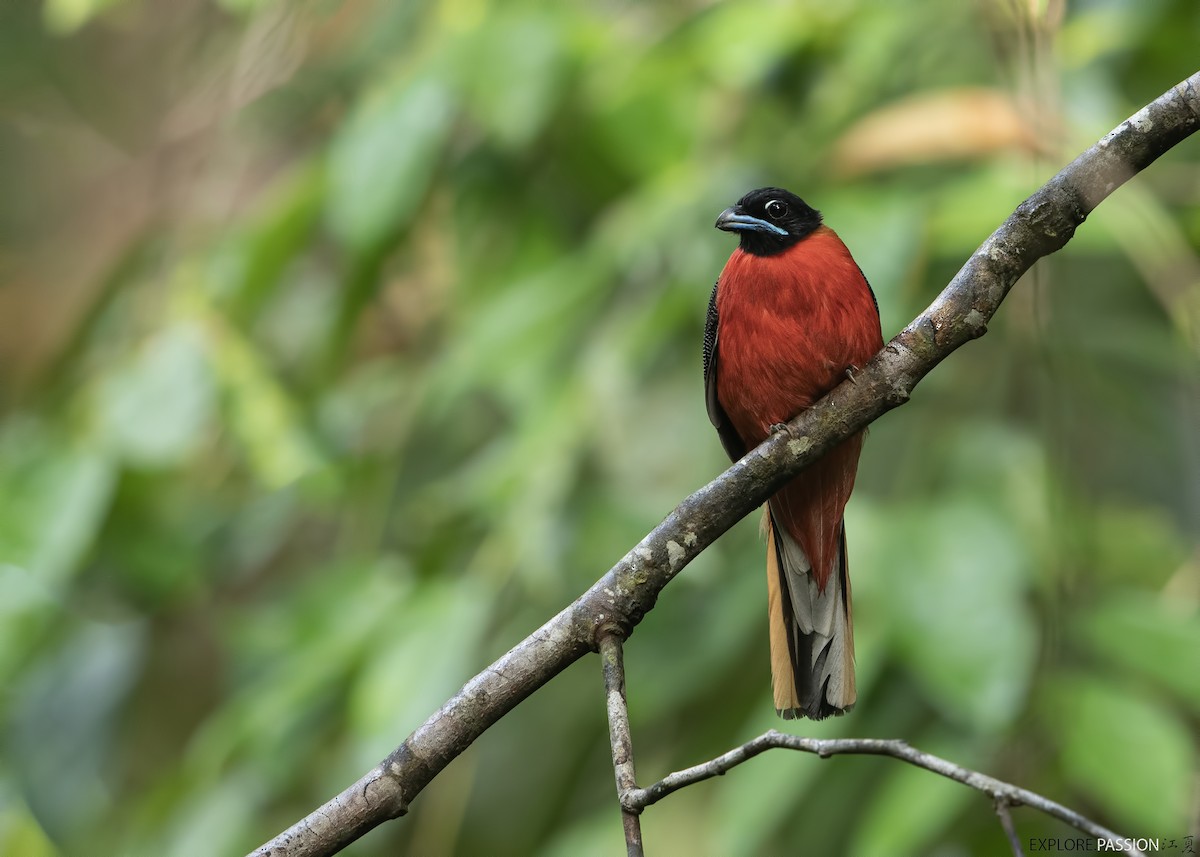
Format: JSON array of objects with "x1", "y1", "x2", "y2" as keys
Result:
[
  {"x1": 1085, "y1": 503, "x2": 1191, "y2": 589},
  {"x1": 1072, "y1": 592, "x2": 1200, "y2": 713},
  {"x1": 690, "y1": 0, "x2": 816, "y2": 88},
  {"x1": 42, "y1": 0, "x2": 122, "y2": 34},
  {"x1": 820, "y1": 187, "x2": 926, "y2": 336},
  {"x1": 92, "y1": 323, "x2": 216, "y2": 468},
  {"x1": 856, "y1": 500, "x2": 1038, "y2": 731},
  {"x1": 832, "y1": 88, "x2": 1038, "y2": 176},
  {"x1": 0, "y1": 792, "x2": 59, "y2": 857},
  {"x1": 1059, "y1": 6, "x2": 1150, "y2": 69},
  {"x1": 426, "y1": 259, "x2": 606, "y2": 412},
  {"x1": 590, "y1": 86, "x2": 698, "y2": 181},
  {"x1": 0, "y1": 425, "x2": 116, "y2": 686},
  {"x1": 350, "y1": 575, "x2": 493, "y2": 746},
  {"x1": 214, "y1": 162, "x2": 326, "y2": 326},
  {"x1": 926, "y1": 161, "x2": 1031, "y2": 255},
  {"x1": 1091, "y1": 182, "x2": 1200, "y2": 350},
  {"x1": 6, "y1": 620, "x2": 143, "y2": 844},
  {"x1": 625, "y1": 550, "x2": 763, "y2": 721},
  {"x1": 457, "y1": 10, "x2": 566, "y2": 149},
  {"x1": 0, "y1": 422, "x2": 115, "y2": 584},
  {"x1": 193, "y1": 300, "x2": 327, "y2": 488},
  {"x1": 327, "y1": 74, "x2": 456, "y2": 254},
  {"x1": 187, "y1": 558, "x2": 409, "y2": 776},
  {"x1": 1044, "y1": 674, "x2": 1196, "y2": 832},
  {"x1": 157, "y1": 772, "x2": 263, "y2": 857}
]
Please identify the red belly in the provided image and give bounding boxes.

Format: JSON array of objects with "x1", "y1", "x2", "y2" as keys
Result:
[{"x1": 714, "y1": 228, "x2": 882, "y2": 587}]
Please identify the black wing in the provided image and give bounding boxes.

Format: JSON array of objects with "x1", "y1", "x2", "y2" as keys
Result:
[
  {"x1": 703, "y1": 279, "x2": 746, "y2": 462},
  {"x1": 853, "y1": 262, "x2": 881, "y2": 318}
]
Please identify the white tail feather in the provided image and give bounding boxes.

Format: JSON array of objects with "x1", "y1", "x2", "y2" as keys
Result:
[{"x1": 765, "y1": 512, "x2": 856, "y2": 719}]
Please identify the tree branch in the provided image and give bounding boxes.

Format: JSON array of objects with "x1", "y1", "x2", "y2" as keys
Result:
[
  {"x1": 248, "y1": 71, "x2": 1199, "y2": 857},
  {"x1": 600, "y1": 633, "x2": 644, "y2": 856},
  {"x1": 623, "y1": 731, "x2": 1143, "y2": 857},
  {"x1": 995, "y1": 798, "x2": 1026, "y2": 857}
]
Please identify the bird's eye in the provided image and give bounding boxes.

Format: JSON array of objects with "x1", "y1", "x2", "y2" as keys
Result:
[{"x1": 765, "y1": 200, "x2": 788, "y2": 220}]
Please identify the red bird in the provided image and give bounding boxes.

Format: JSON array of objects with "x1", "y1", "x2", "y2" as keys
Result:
[{"x1": 704, "y1": 188, "x2": 883, "y2": 720}]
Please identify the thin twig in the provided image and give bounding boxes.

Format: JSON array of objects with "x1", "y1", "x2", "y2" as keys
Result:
[
  {"x1": 994, "y1": 797, "x2": 1026, "y2": 857},
  {"x1": 624, "y1": 730, "x2": 1144, "y2": 857},
  {"x1": 248, "y1": 71, "x2": 1199, "y2": 857},
  {"x1": 599, "y1": 633, "x2": 644, "y2": 857}
]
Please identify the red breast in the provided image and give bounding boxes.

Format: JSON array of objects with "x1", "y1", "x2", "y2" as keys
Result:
[{"x1": 714, "y1": 225, "x2": 882, "y2": 448}]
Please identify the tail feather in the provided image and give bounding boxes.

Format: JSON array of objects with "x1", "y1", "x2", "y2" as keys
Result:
[{"x1": 765, "y1": 513, "x2": 855, "y2": 720}]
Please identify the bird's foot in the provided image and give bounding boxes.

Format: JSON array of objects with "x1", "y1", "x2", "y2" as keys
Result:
[
  {"x1": 768, "y1": 422, "x2": 795, "y2": 437},
  {"x1": 844, "y1": 364, "x2": 861, "y2": 385}
]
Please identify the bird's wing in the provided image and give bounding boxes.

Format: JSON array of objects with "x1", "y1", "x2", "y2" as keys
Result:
[{"x1": 703, "y1": 279, "x2": 746, "y2": 461}]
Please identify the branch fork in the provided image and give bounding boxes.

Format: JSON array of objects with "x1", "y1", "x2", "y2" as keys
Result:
[{"x1": 598, "y1": 634, "x2": 1145, "y2": 857}]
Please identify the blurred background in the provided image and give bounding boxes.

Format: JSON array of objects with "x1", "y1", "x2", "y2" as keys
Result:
[{"x1": 1, "y1": 0, "x2": 1197, "y2": 855}]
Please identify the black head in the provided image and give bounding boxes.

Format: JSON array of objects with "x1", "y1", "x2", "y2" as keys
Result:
[{"x1": 715, "y1": 187, "x2": 822, "y2": 256}]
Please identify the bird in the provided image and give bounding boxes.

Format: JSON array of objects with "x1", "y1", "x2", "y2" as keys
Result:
[{"x1": 703, "y1": 187, "x2": 883, "y2": 720}]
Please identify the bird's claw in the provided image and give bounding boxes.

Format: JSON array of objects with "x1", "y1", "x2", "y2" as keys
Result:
[
  {"x1": 844, "y1": 364, "x2": 860, "y2": 385},
  {"x1": 769, "y1": 422, "x2": 794, "y2": 437}
]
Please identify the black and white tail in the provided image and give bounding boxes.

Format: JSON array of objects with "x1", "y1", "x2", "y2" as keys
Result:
[{"x1": 765, "y1": 513, "x2": 855, "y2": 720}]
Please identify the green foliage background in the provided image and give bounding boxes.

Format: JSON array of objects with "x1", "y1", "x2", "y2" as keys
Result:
[{"x1": 1, "y1": 1, "x2": 1197, "y2": 854}]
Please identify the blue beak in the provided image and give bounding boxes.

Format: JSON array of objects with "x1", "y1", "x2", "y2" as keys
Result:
[{"x1": 715, "y1": 206, "x2": 788, "y2": 236}]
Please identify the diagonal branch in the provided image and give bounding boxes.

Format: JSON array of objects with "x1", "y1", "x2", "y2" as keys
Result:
[
  {"x1": 623, "y1": 731, "x2": 1144, "y2": 857},
  {"x1": 248, "y1": 71, "x2": 1200, "y2": 857}
]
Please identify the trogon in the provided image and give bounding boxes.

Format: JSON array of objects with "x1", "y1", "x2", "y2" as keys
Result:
[{"x1": 704, "y1": 187, "x2": 883, "y2": 720}]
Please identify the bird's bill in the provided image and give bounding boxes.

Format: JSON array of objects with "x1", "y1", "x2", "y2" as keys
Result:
[{"x1": 715, "y1": 206, "x2": 788, "y2": 236}]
